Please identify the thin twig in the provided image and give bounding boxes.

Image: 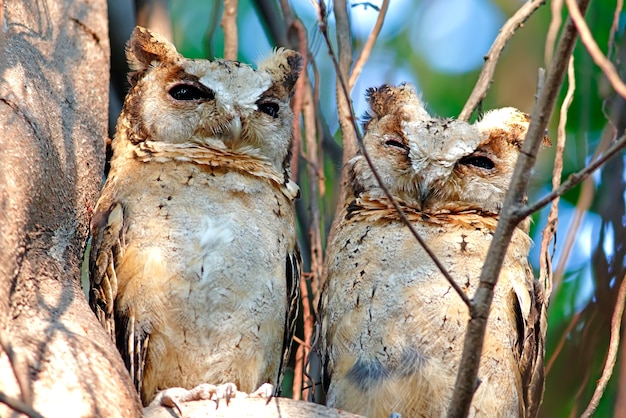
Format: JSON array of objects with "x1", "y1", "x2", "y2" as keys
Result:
[
  {"x1": 448, "y1": 1, "x2": 591, "y2": 415},
  {"x1": 348, "y1": 0, "x2": 389, "y2": 91},
  {"x1": 545, "y1": 0, "x2": 564, "y2": 66},
  {"x1": 565, "y1": 0, "x2": 626, "y2": 98},
  {"x1": 317, "y1": 7, "x2": 471, "y2": 309},
  {"x1": 580, "y1": 274, "x2": 626, "y2": 418},
  {"x1": 518, "y1": 133, "x2": 626, "y2": 219},
  {"x1": 545, "y1": 311, "x2": 582, "y2": 375},
  {"x1": 293, "y1": 270, "x2": 313, "y2": 400},
  {"x1": 459, "y1": 0, "x2": 545, "y2": 121},
  {"x1": 607, "y1": 0, "x2": 624, "y2": 61},
  {"x1": 539, "y1": 57, "x2": 575, "y2": 296},
  {"x1": 221, "y1": 0, "x2": 238, "y2": 60}
]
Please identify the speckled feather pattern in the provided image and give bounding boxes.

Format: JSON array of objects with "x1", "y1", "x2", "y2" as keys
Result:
[
  {"x1": 320, "y1": 84, "x2": 547, "y2": 418},
  {"x1": 89, "y1": 27, "x2": 302, "y2": 405}
]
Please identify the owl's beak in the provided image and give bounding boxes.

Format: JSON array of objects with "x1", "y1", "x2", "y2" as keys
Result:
[
  {"x1": 418, "y1": 181, "x2": 431, "y2": 211},
  {"x1": 230, "y1": 115, "x2": 242, "y2": 141}
]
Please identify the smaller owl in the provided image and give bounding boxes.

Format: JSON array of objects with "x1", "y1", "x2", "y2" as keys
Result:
[
  {"x1": 89, "y1": 27, "x2": 302, "y2": 409},
  {"x1": 319, "y1": 84, "x2": 547, "y2": 417}
]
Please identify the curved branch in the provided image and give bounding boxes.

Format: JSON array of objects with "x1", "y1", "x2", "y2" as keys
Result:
[
  {"x1": 580, "y1": 274, "x2": 626, "y2": 418},
  {"x1": 565, "y1": 0, "x2": 626, "y2": 98}
]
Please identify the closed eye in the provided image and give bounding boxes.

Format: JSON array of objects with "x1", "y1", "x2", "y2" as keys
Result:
[
  {"x1": 459, "y1": 154, "x2": 495, "y2": 170},
  {"x1": 258, "y1": 102, "x2": 280, "y2": 118},
  {"x1": 168, "y1": 84, "x2": 215, "y2": 101},
  {"x1": 384, "y1": 138, "x2": 408, "y2": 151}
]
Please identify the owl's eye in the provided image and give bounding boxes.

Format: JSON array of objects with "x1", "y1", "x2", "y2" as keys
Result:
[
  {"x1": 459, "y1": 154, "x2": 495, "y2": 170},
  {"x1": 384, "y1": 138, "x2": 408, "y2": 150},
  {"x1": 258, "y1": 102, "x2": 280, "y2": 118},
  {"x1": 168, "y1": 84, "x2": 215, "y2": 101}
]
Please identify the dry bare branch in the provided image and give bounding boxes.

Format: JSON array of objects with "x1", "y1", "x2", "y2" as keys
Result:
[
  {"x1": 222, "y1": 0, "x2": 238, "y2": 60},
  {"x1": 565, "y1": 0, "x2": 626, "y2": 98},
  {"x1": 459, "y1": 0, "x2": 545, "y2": 121},
  {"x1": 538, "y1": 57, "x2": 575, "y2": 296},
  {"x1": 348, "y1": 0, "x2": 389, "y2": 91},
  {"x1": 519, "y1": 133, "x2": 626, "y2": 219},
  {"x1": 580, "y1": 274, "x2": 626, "y2": 418},
  {"x1": 448, "y1": 0, "x2": 591, "y2": 415}
]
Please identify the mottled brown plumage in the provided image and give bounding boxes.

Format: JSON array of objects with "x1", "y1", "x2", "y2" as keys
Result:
[
  {"x1": 319, "y1": 84, "x2": 547, "y2": 417},
  {"x1": 89, "y1": 26, "x2": 302, "y2": 406}
]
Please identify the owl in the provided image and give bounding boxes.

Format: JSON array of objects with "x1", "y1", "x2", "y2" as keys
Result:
[
  {"x1": 89, "y1": 27, "x2": 302, "y2": 408},
  {"x1": 319, "y1": 84, "x2": 547, "y2": 417}
]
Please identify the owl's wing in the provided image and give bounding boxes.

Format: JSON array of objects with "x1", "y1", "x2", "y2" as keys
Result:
[
  {"x1": 89, "y1": 199, "x2": 124, "y2": 339},
  {"x1": 89, "y1": 197, "x2": 149, "y2": 395},
  {"x1": 275, "y1": 247, "x2": 302, "y2": 396},
  {"x1": 510, "y1": 264, "x2": 547, "y2": 418},
  {"x1": 519, "y1": 279, "x2": 548, "y2": 418}
]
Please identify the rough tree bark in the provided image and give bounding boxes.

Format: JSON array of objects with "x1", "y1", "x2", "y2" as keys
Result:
[{"x1": 0, "y1": 1, "x2": 141, "y2": 416}]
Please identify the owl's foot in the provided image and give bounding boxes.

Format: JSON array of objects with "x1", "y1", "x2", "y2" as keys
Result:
[{"x1": 153, "y1": 382, "x2": 243, "y2": 414}]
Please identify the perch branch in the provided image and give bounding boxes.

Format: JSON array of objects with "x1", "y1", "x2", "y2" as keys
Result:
[
  {"x1": 459, "y1": 0, "x2": 545, "y2": 121},
  {"x1": 447, "y1": 0, "x2": 591, "y2": 415}
]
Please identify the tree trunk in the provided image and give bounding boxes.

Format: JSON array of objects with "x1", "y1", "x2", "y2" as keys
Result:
[{"x1": 0, "y1": 1, "x2": 141, "y2": 416}]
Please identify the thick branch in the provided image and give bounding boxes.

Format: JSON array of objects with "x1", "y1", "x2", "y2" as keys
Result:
[
  {"x1": 447, "y1": 0, "x2": 591, "y2": 415},
  {"x1": 332, "y1": 0, "x2": 357, "y2": 164},
  {"x1": 144, "y1": 396, "x2": 363, "y2": 417}
]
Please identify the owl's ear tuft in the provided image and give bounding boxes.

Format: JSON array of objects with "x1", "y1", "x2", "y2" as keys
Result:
[
  {"x1": 477, "y1": 108, "x2": 552, "y2": 149},
  {"x1": 126, "y1": 26, "x2": 181, "y2": 86},
  {"x1": 366, "y1": 83, "x2": 429, "y2": 122},
  {"x1": 258, "y1": 48, "x2": 303, "y2": 98}
]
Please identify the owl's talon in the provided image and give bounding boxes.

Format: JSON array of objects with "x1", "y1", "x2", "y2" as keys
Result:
[{"x1": 249, "y1": 382, "x2": 274, "y2": 399}]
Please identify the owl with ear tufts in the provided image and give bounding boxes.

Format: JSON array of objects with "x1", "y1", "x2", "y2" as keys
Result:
[
  {"x1": 319, "y1": 84, "x2": 547, "y2": 417},
  {"x1": 89, "y1": 26, "x2": 302, "y2": 408}
]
